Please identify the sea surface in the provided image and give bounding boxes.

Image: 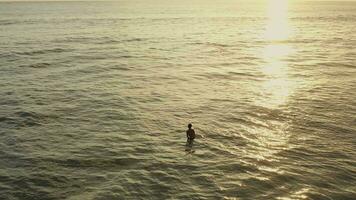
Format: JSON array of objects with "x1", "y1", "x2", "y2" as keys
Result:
[{"x1": 0, "y1": 0, "x2": 355, "y2": 199}]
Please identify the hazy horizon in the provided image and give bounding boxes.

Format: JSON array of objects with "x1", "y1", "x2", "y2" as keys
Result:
[{"x1": 1, "y1": 0, "x2": 356, "y2": 2}]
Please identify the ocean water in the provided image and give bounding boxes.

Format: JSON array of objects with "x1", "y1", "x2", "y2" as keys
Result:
[{"x1": 0, "y1": 0, "x2": 355, "y2": 199}]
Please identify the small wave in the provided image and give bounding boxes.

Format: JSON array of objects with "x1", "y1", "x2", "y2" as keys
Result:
[
  {"x1": 0, "y1": 111, "x2": 57, "y2": 128},
  {"x1": 188, "y1": 41, "x2": 231, "y2": 47},
  {"x1": 16, "y1": 111, "x2": 39, "y2": 118},
  {"x1": 15, "y1": 111, "x2": 43, "y2": 127},
  {"x1": 206, "y1": 42, "x2": 230, "y2": 47},
  {"x1": 227, "y1": 71, "x2": 259, "y2": 77},
  {"x1": 62, "y1": 17, "x2": 133, "y2": 24},
  {"x1": 0, "y1": 19, "x2": 42, "y2": 26},
  {"x1": 121, "y1": 38, "x2": 147, "y2": 43},
  {"x1": 187, "y1": 41, "x2": 204, "y2": 45},
  {"x1": 257, "y1": 39, "x2": 317, "y2": 45},
  {"x1": 292, "y1": 15, "x2": 356, "y2": 22},
  {"x1": 0, "y1": 52, "x2": 21, "y2": 60},
  {"x1": 276, "y1": 147, "x2": 316, "y2": 162},
  {"x1": 108, "y1": 64, "x2": 133, "y2": 71},
  {"x1": 43, "y1": 157, "x2": 143, "y2": 169},
  {"x1": 56, "y1": 36, "x2": 147, "y2": 45},
  {"x1": 205, "y1": 162, "x2": 256, "y2": 173},
  {"x1": 16, "y1": 48, "x2": 70, "y2": 56},
  {"x1": 323, "y1": 62, "x2": 355, "y2": 69},
  {"x1": 94, "y1": 38, "x2": 120, "y2": 44},
  {"x1": 0, "y1": 171, "x2": 78, "y2": 200},
  {"x1": 0, "y1": 19, "x2": 17, "y2": 26},
  {"x1": 0, "y1": 117, "x2": 13, "y2": 123},
  {"x1": 197, "y1": 71, "x2": 262, "y2": 81},
  {"x1": 54, "y1": 36, "x2": 94, "y2": 43},
  {"x1": 19, "y1": 62, "x2": 51, "y2": 69}
]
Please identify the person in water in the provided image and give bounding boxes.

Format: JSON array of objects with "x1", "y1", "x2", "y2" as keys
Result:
[{"x1": 186, "y1": 123, "x2": 196, "y2": 142}]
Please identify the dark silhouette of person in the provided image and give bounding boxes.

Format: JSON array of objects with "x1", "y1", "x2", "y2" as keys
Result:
[{"x1": 186, "y1": 123, "x2": 195, "y2": 142}]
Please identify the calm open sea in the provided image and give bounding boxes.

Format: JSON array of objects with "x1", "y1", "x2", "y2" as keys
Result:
[{"x1": 0, "y1": 0, "x2": 355, "y2": 199}]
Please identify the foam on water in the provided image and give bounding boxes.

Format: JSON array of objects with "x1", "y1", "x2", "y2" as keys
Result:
[{"x1": 0, "y1": 1, "x2": 355, "y2": 199}]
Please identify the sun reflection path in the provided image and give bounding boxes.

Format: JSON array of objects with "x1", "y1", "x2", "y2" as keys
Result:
[
  {"x1": 265, "y1": 0, "x2": 291, "y2": 41},
  {"x1": 247, "y1": 0, "x2": 297, "y2": 164},
  {"x1": 259, "y1": 44, "x2": 296, "y2": 107},
  {"x1": 257, "y1": 0, "x2": 296, "y2": 108}
]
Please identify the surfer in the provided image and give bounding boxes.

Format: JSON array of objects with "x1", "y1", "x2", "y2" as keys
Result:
[
  {"x1": 185, "y1": 123, "x2": 196, "y2": 154},
  {"x1": 186, "y1": 123, "x2": 195, "y2": 142}
]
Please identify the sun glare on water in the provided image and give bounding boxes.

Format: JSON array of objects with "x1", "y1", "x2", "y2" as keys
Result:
[
  {"x1": 257, "y1": 0, "x2": 296, "y2": 108},
  {"x1": 265, "y1": 0, "x2": 291, "y2": 41},
  {"x1": 251, "y1": 0, "x2": 298, "y2": 170}
]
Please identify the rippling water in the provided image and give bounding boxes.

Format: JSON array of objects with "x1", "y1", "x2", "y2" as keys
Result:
[{"x1": 0, "y1": 1, "x2": 355, "y2": 199}]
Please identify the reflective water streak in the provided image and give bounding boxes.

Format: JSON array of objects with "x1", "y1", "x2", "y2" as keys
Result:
[
  {"x1": 258, "y1": 0, "x2": 295, "y2": 108},
  {"x1": 249, "y1": 0, "x2": 295, "y2": 164}
]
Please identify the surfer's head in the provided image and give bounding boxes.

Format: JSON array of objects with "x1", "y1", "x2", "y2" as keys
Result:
[{"x1": 188, "y1": 123, "x2": 192, "y2": 129}]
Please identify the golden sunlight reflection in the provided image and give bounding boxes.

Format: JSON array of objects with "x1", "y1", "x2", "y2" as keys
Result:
[
  {"x1": 257, "y1": 0, "x2": 295, "y2": 108},
  {"x1": 265, "y1": 0, "x2": 291, "y2": 41},
  {"x1": 248, "y1": 0, "x2": 296, "y2": 163},
  {"x1": 277, "y1": 188, "x2": 310, "y2": 200},
  {"x1": 259, "y1": 44, "x2": 296, "y2": 107}
]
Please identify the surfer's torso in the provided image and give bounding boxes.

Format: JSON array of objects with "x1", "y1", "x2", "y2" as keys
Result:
[{"x1": 186, "y1": 129, "x2": 195, "y2": 140}]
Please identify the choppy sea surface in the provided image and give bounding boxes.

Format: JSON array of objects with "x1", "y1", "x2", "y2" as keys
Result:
[{"x1": 1, "y1": 1, "x2": 355, "y2": 199}]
